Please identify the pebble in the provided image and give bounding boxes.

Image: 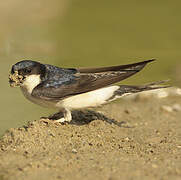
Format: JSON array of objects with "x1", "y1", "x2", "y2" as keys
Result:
[
  {"x1": 172, "y1": 104, "x2": 181, "y2": 112},
  {"x1": 124, "y1": 137, "x2": 130, "y2": 141},
  {"x1": 72, "y1": 148, "x2": 78, "y2": 153},
  {"x1": 161, "y1": 105, "x2": 173, "y2": 113},
  {"x1": 161, "y1": 104, "x2": 181, "y2": 113},
  {"x1": 156, "y1": 90, "x2": 169, "y2": 98},
  {"x1": 147, "y1": 137, "x2": 163, "y2": 145}
]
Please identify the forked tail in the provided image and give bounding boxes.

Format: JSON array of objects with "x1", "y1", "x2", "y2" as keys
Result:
[{"x1": 109, "y1": 80, "x2": 170, "y2": 101}]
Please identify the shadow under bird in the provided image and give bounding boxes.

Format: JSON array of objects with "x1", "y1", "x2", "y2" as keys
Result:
[{"x1": 9, "y1": 59, "x2": 169, "y2": 123}]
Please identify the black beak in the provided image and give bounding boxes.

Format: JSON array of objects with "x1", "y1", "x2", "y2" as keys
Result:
[
  {"x1": 11, "y1": 65, "x2": 15, "y2": 74},
  {"x1": 9, "y1": 78, "x2": 14, "y2": 84}
]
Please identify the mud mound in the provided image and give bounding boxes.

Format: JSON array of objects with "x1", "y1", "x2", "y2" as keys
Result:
[{"x1": 0, "y1": 96, "x2": 181, "y2": 180}]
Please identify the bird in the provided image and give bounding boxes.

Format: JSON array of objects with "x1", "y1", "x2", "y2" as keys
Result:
[{"x1": 9, "y1": 59, "x2": 168, "y2": 123}]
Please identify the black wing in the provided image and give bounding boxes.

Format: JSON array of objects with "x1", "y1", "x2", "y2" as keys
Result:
[
  {"x1": 78, "y1": 59, "x2": 155, "y2": 73},
  {"x1": 32, "y1": 59, "x2": 155, "y2": 100}
]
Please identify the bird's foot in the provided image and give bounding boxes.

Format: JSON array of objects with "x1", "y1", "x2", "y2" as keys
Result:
[
  {"x1": 52, "y1": 117, "x2": 70, "y2": 125},
  {"x1": 40, "y1": 109, "x2": 72, "y2": 124},
  {"x1": 40, "y1": 116, "x2": 70, "y2": 125}
]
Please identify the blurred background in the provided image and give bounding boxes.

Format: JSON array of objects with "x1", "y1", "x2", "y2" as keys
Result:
[{"x1": 0, "y1": 0, "x2": 181, "y2": 135}]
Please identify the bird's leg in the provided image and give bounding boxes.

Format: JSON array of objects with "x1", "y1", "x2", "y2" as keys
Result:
[{"x1": 54, "y1": 108, "x2": 72, "y2": 123}]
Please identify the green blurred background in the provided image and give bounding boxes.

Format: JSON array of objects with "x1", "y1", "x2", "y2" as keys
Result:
[{"x1": 0, "y1": 0, "x2": 181, "y2": 135}]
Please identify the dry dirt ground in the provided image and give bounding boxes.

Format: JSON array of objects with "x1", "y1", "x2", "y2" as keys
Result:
[{"x1": 0, "y1": 95, "x2": 181, "y2": 180}]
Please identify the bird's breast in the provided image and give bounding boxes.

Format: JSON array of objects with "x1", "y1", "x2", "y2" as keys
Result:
[{"x1": 20, "y1": 86, "x2": 57, "y2": 109}]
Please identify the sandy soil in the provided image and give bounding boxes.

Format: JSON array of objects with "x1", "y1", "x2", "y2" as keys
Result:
[{"x1": 0, "y1": 95, "x2": 181, "y2": 180}]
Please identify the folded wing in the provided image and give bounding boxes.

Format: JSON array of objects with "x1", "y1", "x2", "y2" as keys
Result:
[{"x1": 32, "y1": 59, "x2": 155, "y2": 100}]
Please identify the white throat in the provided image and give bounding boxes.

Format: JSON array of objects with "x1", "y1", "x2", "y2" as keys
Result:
[{"x1": 21, "y1": 74, "x2": 41, "y2": 94}]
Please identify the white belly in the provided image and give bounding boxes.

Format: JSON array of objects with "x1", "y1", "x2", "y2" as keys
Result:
[{"x1": 56, "y1": 86, "x2": 119, "y2": 110}]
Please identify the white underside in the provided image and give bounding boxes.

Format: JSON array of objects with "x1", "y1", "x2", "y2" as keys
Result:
[{"x1": 56, "y1": 86, "x2": 120, "y2": 110}]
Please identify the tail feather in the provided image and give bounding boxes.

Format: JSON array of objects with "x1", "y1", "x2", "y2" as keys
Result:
[{"x1": 108, "y1": 80, "x2": 170, "y2": 101}]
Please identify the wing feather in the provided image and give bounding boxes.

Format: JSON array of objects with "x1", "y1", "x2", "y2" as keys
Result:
[
  {"x1": 78, "y1": 59, "x2": 155, "y2": 73},
  {"x1": 32, "y1": 59, "x2": 155, "y2": 100}
]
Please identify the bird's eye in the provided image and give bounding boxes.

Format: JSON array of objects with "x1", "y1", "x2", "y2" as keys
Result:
[{"x1": 23, "y1": 68, "x2": 31, "y2": 74}]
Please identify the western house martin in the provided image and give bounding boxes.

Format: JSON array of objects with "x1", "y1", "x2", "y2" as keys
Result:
[{"x1": 9, "y1": 59, "x2": 168, "y2": 123}]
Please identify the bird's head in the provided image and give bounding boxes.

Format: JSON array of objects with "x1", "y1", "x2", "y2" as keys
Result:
[{"x1": 9, "y1": 60, "x2": 45, "y2": 87}]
